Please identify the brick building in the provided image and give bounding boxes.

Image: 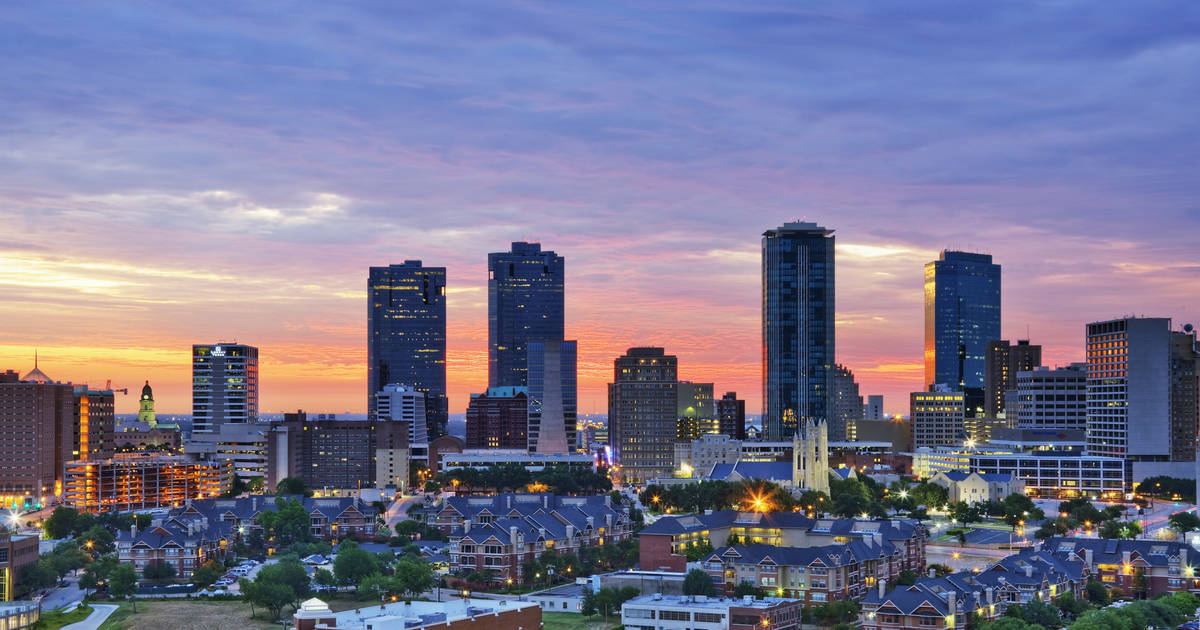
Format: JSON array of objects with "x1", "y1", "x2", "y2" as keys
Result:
[
  {"x1": 0, "y1": 368, "x2": 74, "y2": 503},
  {"x1": 266, "y1": 412, "x2": 410, "y2": 492},
  {"x1": 1042, "y1": 537, "x2": 1200, "y2": 597},
  {"x1": 0, "y1": 533, "x2": 39, "y2": 601},
  {"x1": 463, "y1": 387, "x2": 528, "y2": 450}
]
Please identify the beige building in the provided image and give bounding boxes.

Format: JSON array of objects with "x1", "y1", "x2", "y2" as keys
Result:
[{"x1": 928, "y1": 470, "x2": 1023, "y2": 503}]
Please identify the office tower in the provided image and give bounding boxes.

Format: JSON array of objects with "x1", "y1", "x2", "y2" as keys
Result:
[
  {"x1": 527, "y1": 340, "x2": 577, "y2": 454},
  {"x1": 609, "y1": 347, "x2": 678, "y2": 483},
  {"x1": 191, "y1": 343, "x2": 258, "y2": 433},
  {"x1": 0, "y1": 365, "x2": 73, "y2": 503},
  {"x1": 717, "y1": 392, "x2": 746, "y2": 440},
  {"x1": 830, "y1": 364, "x2": 863, "y2": 442},
  {"x1": 865, "y1": 395, "x2": 884, "y2": 420},
  {"x1": 676, "y1": 382, "x2": 715, "y2": 442},
  {"x1": 376, "y1": 383, "x2": 429, "y2": 447},
  {"x1": 267, "y1": 411, "x2": 409, "y2": 492},
  {"x1": 1170, "y1": 326, "x2": 1199, "y2": 462},
  {"x1": 1015, "y1": 364, "x2": 1087, "y2": 431},
  {"x1": 72, "y1": 385, "x2": 114, "y2": 461},
  {"x1": 464, "y1": 387, "x2": 528, "y2": 450},
  {"x1": 1086, "y1": 317, "x2": 1173, "y2": 460},
  {"x1": 488, "y1": 242, "x2": 565, "y2": 388},
  {"x1": 368, "y1": 261, "x2": 448, "y2": 438},
  {"x1": 924, "y1": 251, "x2": 1001, "y2": 391},
  {"x1": 985, "y1": 340, "x2": 1042, "y2": 417},
  {"x1": 137, "y1": 381, "x2": 157, "y2": 428},
  {"x1": 762, "y1": 222, "x2": 835, "y2": 440},
  {"x1": 910, "y1": 388, "x2": 967, "y2": 449}
]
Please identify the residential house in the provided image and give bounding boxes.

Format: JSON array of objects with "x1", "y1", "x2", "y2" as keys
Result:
[
  {"x1": 928, "y1": 471, "x2": 1024, "y2": 504},
  {"x1": 1042, "y1": 537, "x2": 1200, "y2": 597}
]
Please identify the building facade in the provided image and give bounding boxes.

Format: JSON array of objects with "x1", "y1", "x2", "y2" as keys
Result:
[
  {"x1": 609, "y1": 347, "x2": 679, "y2": 483},
  {"x1": 985, "y1": 340, "x2": 1041, "y2": 417},
  {"x1": 0, "y1": 533, "x2": 39, "y2": 602},
  {"x1": 677, "y1": 382, "x2": 716, "y2": 443},
  {"x1": 464, "y1": 388, "x2": 528, "y2": 450},
  {"x1": 375, "y1": 384, "x2": 428, "y2": 449},
  {"x1": 1044, "y1": 537, "x2": 1200, "y2": 598},
  {"x1": 62, "y1": 454, "x2": 233, "y2": 513},
  {"x1": 1014, "y1": 364, "x2": 1087, "y2": 431},
  {"x1": 191, "y1": 343, "x2": 258, "y2": 433},
  {"x1": 266, "y1": 412, "x2": 410, "y2": 491},
  {"x1": 717, "y1": 392, "x2": 746, "y2": 440},
  {"x1": 924, "y1": 251, "x2": 1001, "y2": 391},
  {"x1": 910, "y1": 390, "x2": 966, "y2": 449},
  {"x1": 865, "y1": 395, "x2": 884, "y2": 421},
  {"x1": 1169, "y1": 327, "x2": 1199, "y2": 463},
  {"x1": 831, "y1": 365, "x2": 863, "y2": 443},
  {"x1": 72, "y1": 385, "x2": 115, "y2": 462},
  {"x1": 762, "y1": 222, "x2": 835, "y2": 441},
  {"x1": 294, "y1": 597, "x2": 541, "y2": 630},
  {"x1": 0, "y1": 368, "x2": 73, "y2": 503},
  {"x1": 1086, "y1": 318, "x2": 1173, "y2": 460},
  {"x1": 622, "y1": 594, "x2": 805, "y2": 630},
  {"x1": 526, "y1": 340, "x2": 577, "y2": 454},
  {"x1": 368, "y1": 261, "x2": 448, "y2": 439},
  {"x1": 703, "y1": 539, "x2": 906, "y2": 604},
  {"x1": 488, "y1": 242, "x2": 565, "y2": 389}
]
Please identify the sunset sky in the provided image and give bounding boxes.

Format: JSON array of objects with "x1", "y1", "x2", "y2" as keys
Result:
[{"x1": 2, "y1": 3, "x2": 1198, "y2": 416}]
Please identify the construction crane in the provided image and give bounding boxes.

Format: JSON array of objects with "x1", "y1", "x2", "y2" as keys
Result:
[{"x1": 103, "y1": 379, "x2": 129, "y2": 395}]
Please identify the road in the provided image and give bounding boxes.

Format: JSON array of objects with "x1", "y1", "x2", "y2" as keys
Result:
[
  {"x1": 62, "y1": 604, "x2": 118, "y2": 630},
  {"x1": 41, "y1": 575, "x2": 85, "y2": 611},
  {"x1": 384, "y1": 494, "x2": 426, "y2": 530}
]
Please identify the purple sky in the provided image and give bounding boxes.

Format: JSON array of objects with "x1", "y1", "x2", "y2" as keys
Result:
[{"x1": 1, "y1": 2, "x2": 1198, "y2": 415}]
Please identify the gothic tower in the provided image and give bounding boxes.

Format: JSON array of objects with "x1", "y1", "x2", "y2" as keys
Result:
[{"x1": 138, "y1": 380, "x2": 157, "y2": 428}]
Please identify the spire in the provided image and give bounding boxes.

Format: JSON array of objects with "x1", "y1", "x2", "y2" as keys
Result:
[{"x1": 22, "y1": 350, "x2": 51, "y2": 384}]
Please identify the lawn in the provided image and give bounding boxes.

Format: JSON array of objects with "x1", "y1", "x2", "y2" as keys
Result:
[
  {"x1": 33, "y1": 604, "x2": 93, "y2": 629},
  {"x1": 95, "y1": 599, "x2": 281, "y2": 630},
  {"x1": 543, "y1": 611, "x2": 622, "y2": 630}
]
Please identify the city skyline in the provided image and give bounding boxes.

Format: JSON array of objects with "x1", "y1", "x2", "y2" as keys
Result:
[{"x1": 2, "y1": 4, "x2": 1198, "y2": 416}]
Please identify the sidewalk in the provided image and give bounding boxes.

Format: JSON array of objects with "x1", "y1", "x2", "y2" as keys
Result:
[{"x1": 62, "y1": 604, "x2": 118, "y2": 630}]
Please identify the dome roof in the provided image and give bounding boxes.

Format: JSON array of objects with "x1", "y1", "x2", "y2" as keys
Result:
[
  {"x1": 141, "y1": 380, "x2": 153, "y2": 399},
  {"x1": 22, "y1": 366, "x2": 51, "y2": 384}
]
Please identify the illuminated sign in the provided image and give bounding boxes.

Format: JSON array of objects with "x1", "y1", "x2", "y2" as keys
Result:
[{"x1": 211, "y1": 346, "x2": 226, "y2": 357}]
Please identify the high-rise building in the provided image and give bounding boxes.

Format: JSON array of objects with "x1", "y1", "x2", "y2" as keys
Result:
[
  {"x1": 526, "y1": 340, "x2": 577, "y2": 454},
  {"x1": 762, "y1": 222, "x2": 835, "y2": 440},
  {"x1": 368, "y1": 261, "x2": 448, "y2": 439},
  {"x1": 1014, "y1": 364, "x2": 1087, "y2": 431},
  {"x1": 676, "y1": 382, "x2": 715, "y2": 442},
  {"x1": 717, "y1": 392, "x2": 746, "y2": 440},
  {"x1": 0, "y1": 366, "x2": 73, "y2": 503},
  {"x1": 1169, "y1": 326, "x2": 1199, "y2": 462},
  {"x1": 830, "y1": 365, "x2": 863, "y2": 442},
  {"x1": 72, "y1": 385, "x2": 114, "y2": 461},
  {"x1": 911, "y1": 388, "x2": 967, "y2": 449},
  {"x1": 376, "y1": 384, "x2": 429, "y2": 448},
  {"x1": 464, "y1": 387, "x2": 528, "y2": 450},
  {"x1": 924, "y1": 251, "x2": 1001, "y2": 391},
  {"x1": 609, "y1": 347, "x2": 678, "y2": 483},
  {"x1": 488, "y1": 242, "x2": 565, "y2": 388},
  {"x1": 985, "y1": 340, "x2": 1042, "y2": 417},
  {"x1": 266, "y1": 412, "x2": 409, "y2": 492},
  {"x1": 1086, "y1": 317, "x2": 1174, "y2": 460},
  {"x1": 191, "y1": 343, "x2": 258, "y2": 433},
  {"x1": 137, "y1": 381, "x2": 157, "y2": 428},
  {"x1": 864, "y1": 395, "x2": 884, "y2": 420}
]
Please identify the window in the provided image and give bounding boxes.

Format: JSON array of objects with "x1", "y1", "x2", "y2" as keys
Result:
[
  {"x1": 659, "y1": 611, "x2": 689, "y2": 621},
  {"x1": 919, "y1": 617, "x2": 938, "y2": 626},
  {"x1": 625, "y1": 609, "x2": 654, "y2": 619},
  {"x1": 811, "y1": 592, "x2": 826, "y2": 602},
  {"x1": 695, "y1": 612, "x2": 724, "y2": 623}
]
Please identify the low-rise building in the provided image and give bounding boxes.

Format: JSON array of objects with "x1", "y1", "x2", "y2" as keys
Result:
[
  {"x1": 176, "y1": 496, "x2": 376, "y2": 540},
  {"x1": 1042, "y1": 537, "x2": 1200, "y2": 597},
  {"x1": 640, "y1": 512, "x2": 926, "y2": 574},
  {"x1": 910, "y1": 447, "x2": 1131, "y2": 500},
  {"x1": 293, "y1": 597, "x2": 541, "y2": 630},
  {"x1": 62, "y1": 455, "x2": 233, "y2": 513},
  {"x1": 0, "y1": 602, "x2": 39, "y2": 629},
  {"x1": 0, "y1": 533, "x2": 39, "y2": 602},
  {"x1": 438, "y1": 449, "x2": 593, "y2": 473},
  {"x1": 927, "y1": 471, "x2": 1023, "y2": 504},
  {"x1": 116, "y1": 515, "x2": 235, "y2": 578},
  {"x1": 621, "y1": 594, "x2": 804, "y2": 630}
]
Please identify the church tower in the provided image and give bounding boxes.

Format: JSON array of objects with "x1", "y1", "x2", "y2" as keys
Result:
[
  {"x1": 138, "y1": 380, "x2": 157, "y2": 428},
  {"x1": 792, "y1": 418, "x2": 830, "y2": 494}
]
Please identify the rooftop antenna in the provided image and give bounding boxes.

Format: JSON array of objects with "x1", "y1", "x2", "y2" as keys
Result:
[{"x1": 34, "y1": 348, "x2": 38, "y2": 369}]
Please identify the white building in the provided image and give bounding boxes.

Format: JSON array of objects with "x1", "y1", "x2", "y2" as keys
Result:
[
  {"x1": 376, "y1": 383, "x2": 428, "y2": 464},
  {"x1": 1015, "y1": 364, "x2": 1087, "y2": 430}
]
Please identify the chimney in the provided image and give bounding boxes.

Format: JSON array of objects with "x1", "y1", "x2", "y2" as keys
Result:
[
  {"x1": 464, "y1": 518, "x2": 472, "y2": 534},
  {"x1": 947, "y1": 591, "x2": 956, "y2": 616},
  {"x1": 878, "y1": 578, "x2": 887, "y2": 598},
  {"x1": 130, "y1": 524, "x2": 137, "y2": 538},
  {"x1": 507, "y1": 496, "x2": 512, "y2": 510},
  {"x1": 510, "y1": 526, "x2": 519, "y2": 552},
  {"x1": 873, "y1": 533, "x2": 883, "y2": 548},
  {"x1": 543, "y1": 495, "x2": 549, "y2": 509},
  {"x1": 587, "y1": 516, "x2": 595, "y2": 530},
  {"x1": 1182, "y1": 548, "x2": 1188, "y2": 568},
  {"x1": 604, "y1": 494, "x2": 611, "y2": 507},
  {"x1": 186, "y1": 498, "x2": 192, "y2": 509},
  {"x1": 566, "y1": 525, "x2": 575, "y2": 541},
  {"x1": 929, "y1": 568, "x2": 936, "y2": 578},
  {"x1": 1084, "y1": 548, "x2": 1093, "y2": 569},
  {"x1": 985, "y1": 587, "x2": 993, "y2": 605},
  {"x1": 252, "y1": 496, "x2": 258, "y2": 511},
  {"x1": 1024, "y1": 565, "x2": 1032, "y2": 578},
  {"x1": 1122, "y1": 550, "x2": 1131, "y2": 566}
]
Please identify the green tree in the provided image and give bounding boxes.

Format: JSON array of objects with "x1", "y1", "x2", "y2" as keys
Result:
[
  {"x1": 81, "y1": 524, "x2": 116, "y2": 555},
  {"x1": 798, "y1": 490, "x2": 831, "y2": 514},
  {"x1": 1014, "y1": 599, "x2": 1061, "y2": 627},
  {"x1": 733, "y1": 580, "x2": 758, "y2": 598},
  {"x1": 1001, "y1": 493, "x2": 1044, "y2": 531},
  {"x1": 910, "y1": 482, "x2": 949, "y2": 510},
  {"x1": 831, "y1": 493, "x2": 868, "y2": 518},
  {"x1": 1084, "y1": 580, "x2": 1110, "y2": 606},
  {"x1": 1168, "y1": 511, "x2": 1200, "y2": 534},
  {"x1": 192, "y1": 561, "x2": 223, "y2": 587},
  {"x1": 334, "y1": 541, "x2": 379, "y2": 589},
  {"x1": 1054, "y1": 592, "x2": 1090, "y2": 621},
  {"x1": 896, "y1": 569, "x2": 918, "y2": 586},
  {"x1": 256, "y1": 498, "x2": 313, "y2": 546},
  {"x1": 16, "y1": 561, "x2": 57, "y2": 596},
  {"x1": 109, "y1": 564, "x2": 140, "y2": 611},
  {"x1": 43, "y1": 507, "x2": 80, "y2": 539},
  {"x1": 683, "y1": 539, "x2": 714, "y2": 562},
  {"x1": 950, "y1": 501, "x2": 982, "y2": 526},
  {"x1": 49, "y1": 545, "x2": 88, "y2": 581},
  {"x1": 1098, "y1": 520, "x2": 1140, "y2": 539},
  {"x1": 393, "y1": 556, "x2": 434, "y2": 600},
  {"x1": 313, "y1": 568, "x2": 336, "y2": 589},
  {"x1": 275, "y1": 476, "x2": 314, "y2": 497},
  {"x1": 259, "y1": 556, "x2": 311, "y2": 610},
  {"x1": 142, "y1": 561, "x2": 177, "y2": 583},
  {"x1": 241, "y1": 579, "x2": 292, "y2": 620},
  {"x1": 682, "y1": 569, "x2": 716, "y2": 596},
  {"x1": 79, "y1": 556, "x2": 117, "y2": 596},
  {"x1": 580, "y1": 589, "x2": 596, "y2": 617}
]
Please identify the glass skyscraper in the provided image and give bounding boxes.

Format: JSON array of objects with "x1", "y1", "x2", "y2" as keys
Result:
[
  {"x1": 488, "y1": 242, "x2": 565, "y2": 388},
  {"x1": 923, "y1": 251, "x2": 1001, "y2": 391},
  {"x1": 762, "y1": 222, "x2": 835, "y2": 440},
  {"x1": 368, "y1": 260, "x2": 448, "y2": 439},
  {"x1": 526, "y1": 340, "x2": 577, "y2": 454},
  {"x1": 192, "y1": 343, "x2": 258, "y2": 433}
]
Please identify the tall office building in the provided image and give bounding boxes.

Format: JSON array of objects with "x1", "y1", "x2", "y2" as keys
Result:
[
  {"x1": 368, "y1": 261, "x2": 448, "y2": 439},
  {"x1": 464, "y1": 387, "x2": 528, "y2": 450},
  {"x1": 488, "y1": 242, "x2": 565, "y2": 388},
  {"x1": 527, "y1": 340, "x2": 577, "y2": 454},
  {"x1": 1169, "y1": 326, "x2": 1199, "y2": 462},
  {"x1": 717, "y1": 392, "x2": 746, "y2": 440},
  {"x1": 830, "y1": 364, "x2": 863, "y2": 442},
  {"x1": 191, "y1": 343, "x2": 258, "y2": 433},
  {"x1": 985, "y1": 340, "x2": 1042, "y2": 417},
  {"x1": 676, "y1": 382, "x2": 715, "y2": 442},
  {"x1": 762, "y1": 222, "x2": 835, "y2": 440},
  {"x1": 924, "y1": 251, "x2": 1001, "y2": 391},
  {"x1": 864, "y1": 395, "x2": 884, "y2": 420},
  {"x1": 0, "y1": 366, "x2": 73, "y2": 503},
  {"x1": 1086, "y1": 318, "x2": 1173, "y2": 460},
  {"x1": 266, "y1": 411, "x2": 409, "y2": 492},
  {"x1": 1015, "y1": 364, "x2": 1087, "y2": 431},
  {"x1": 72, "y1": 385, "x2": 114, "y2": 461},
  {"x1": 376, "y1": 383, "x2": 429, "y2": 447},
  {"x1": 609, "y1": 347, "x2": 678, "y2": 483},
  {"x1": 910, "y1": 388, "x2": 967, "y2": 449}
]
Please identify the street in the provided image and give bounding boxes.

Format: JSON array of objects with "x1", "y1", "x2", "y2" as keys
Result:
[{"x1": 40, "y1": 575, "x2": 85, "y2": 611}]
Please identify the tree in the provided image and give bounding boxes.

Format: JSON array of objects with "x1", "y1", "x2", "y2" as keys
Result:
[
  {"x1": 256, "y1": 498, "x2": 313, "y2": 546},
  {"x1": 49, "y1": 546, "x2": 88, "y2": 581},
  {"x1": 334, "y1": 541, "x2": 379, "y2": 589},
  {"x1": 1084, "y1": 580, "x2": 1110, "y2": 606},
  {"x1": 831, "y1": 493, "x2": 869, "y2": 518},
  {"x1": 258, "y1": 556, "x2": 311, "y2": 609},
  {"x1": 580, "y1": 589, "x2": 597, "y2": 617},
  {"x1": 1131, "y1": 566, "x2": 1148, "y2": 599},
  {"x1": 733, "y1": 580, "x2": 758, "y2": 598},
  {"x1": 393, "y1": 556, "x2": 434, "y2": 600},
  {"x1": 798, "y1": 490, "x2": 831, "y2": 514},
  {"x1": 896, "y1": 569, "x2": 918, "y2": 586},
  {"x1": 275, "y1": 476, "x2": 314, "y2": 497},
  {"x1": 683, "y1": 539, "x2": 714, "y2": 562},
  {"x1": 80, "y1": 556, "x2": 116, "y2": 596},
  {"x1": 1098, "y1": 520, "x2": 1140, "y2": 539},
  {"x1": 16, "y1": 561, "x2": 57, "y2": 596},
  {"x1": 43, "y1": 507, "x2": 80, "y2": 539},
  {"x1": 950, "y1": 501, "x2": 982, "y2": 526},
  {"x1": 142, "y1": 561, "x2": 177, "y2": 583},
  {"x1": 928, "y1": 564, "x2": 953, "y2": 578},
  {"x1": 682, "y1": 569, "x2": 716, "y2": 596},
  {"x1": 241, "y1": 579, "x2": 292, "y2": 620},
  {"x1": 192, "y1": 561, "x2": 223, "y2": 587},
  {"x1": 313, "y1": 568, "x2": 336, "y2": 589},
  {"x1": 81, "y1": 524, "x2": 116, "y2": 555},
  {"x1": 1168, "y1": 511, "x2": 1200, "y2": 534},
  {"x1": 1001, "y1": 493, "x2": 1043, "y2": 531},
  {"x1": 1054, "y1": 592, "x2": 1090, "y2": 621},
  {"x1": 910, "y1": 482, "x2": 949, "y2": 510},
  {"x1": 109, "y1": 564, "x2": 140, "y2": 611},
  {"x1": 1012, "y1": 599, "x2": 1061, "y2": 628}
]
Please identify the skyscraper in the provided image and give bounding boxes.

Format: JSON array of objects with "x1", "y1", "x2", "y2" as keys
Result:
[
  {"x1": 192, "y1": 343, "x2": 258, "y2": 433},
  {"x1": 72, "y1": 384, "x2": 114, "y2": 461},
  {"x1": 464, "y1": 387, "x2": 528, "y2": 450},
  {"x1": 984, "y1": 340, "x2": 1042, "y2": 417},
  {"x1": 717, "y1": 392, "x2": 746, "y2": 440},
  {"x1": 1085, "y1": 317, "x2": 1171, "y2": 460},
  {"x1": 830, "y1": 364, "x2": 863, "y2": 442},
  {"x1": 376, "y1": 383, "x2": 428, "y2": 447},
  {"x1": 526, "y1": 340, "x2": 577, "y2": 454},
  {"x1": 0, "y1": 366, "x2": 73, "y2": 503},
  {"x1": 676, "y1": 382, "x2": 715, "y2": 442},
  {"x1": 609, "y1": 347, "x2": 678, "y2": 483},
  {"x1": 762, "y1": 222, "x2": 835, "y2": 440},
  {"x1": 488, "y1": 242, "x2": 565, "y2": 388},
  {"x1": 864, "y1": 395, "x2": 884, "y2": 420},
  {"x1": 924, "y1": 251, "x2": 1001, "y2": 391},
  {"x1": 1015, "y1": 364, "x2": 1087, "y2": 431},
  {"x1": 368, "y1": 261, "x2": 448, "y2": 439},
  {"x1": 1170, "y1": 326, "x2": 1200, "y2": 462}
]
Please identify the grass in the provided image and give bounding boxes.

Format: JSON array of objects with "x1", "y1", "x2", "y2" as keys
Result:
[
  {"x1": 95, "y1": 599, "x2": 280, "y2": 630},
  {"x1": 33, "y1": 604, "x2": 93, "y2": 629},
  {"x1": 543, "y1": 611, "x2": 621, "y2": 630}
]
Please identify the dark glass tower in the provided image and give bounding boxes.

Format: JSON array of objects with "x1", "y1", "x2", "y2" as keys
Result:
[
  {"x1": 923, "y1": 251, "x2": 1001, "y2": 391},
  {"x1": 762, "y1": 222, "x2": 835, "y2": 440},
  {"x1": 368, "y1": 261, "x2": 448, "y2": 439},
  {"x1": 526, "y1": 340, "x2": 577, "y2": 454},
  {"x1": 488, "y1": 242, "x2": 565, "y2": 388}
]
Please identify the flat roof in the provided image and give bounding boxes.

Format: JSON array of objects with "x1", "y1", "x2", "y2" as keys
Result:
[{"x1": 624, "y1": 594, "x2": 802, "y2": 611}]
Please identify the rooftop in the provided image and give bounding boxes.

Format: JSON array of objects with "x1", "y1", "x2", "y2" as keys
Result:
[
  {"x1": 624, "y1": 594, "x2": 802, "y2": 610},
  {"x1": 304, "y1": 597, "x2": 539, "y2": 630}
]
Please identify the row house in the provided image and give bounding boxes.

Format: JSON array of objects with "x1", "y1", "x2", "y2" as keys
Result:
[
  {"x1": 860, "y1": 548, "x2": 1084, "y2": 630},
  {"x1": 174, "y1": 495, "x2": 376, "y2": 540},
  {"x1": 641, "y1": 510, "x2": 926, "y2": 573},
  {"x1": 446, "y1": 497, "x2": 634, "y2": 583},
  {"x1": 1042, "y1": 537, "x2": 1200, "y2": 597},
  {"x1": 432, "y1": 493, "x2": 626, "y2": 535},
  {"x1": 116, "y1": 516, "x2": 235, "y2": 578},
  {"x1": 701, "y1": 536, "x2": 905, "y2": 605}
]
